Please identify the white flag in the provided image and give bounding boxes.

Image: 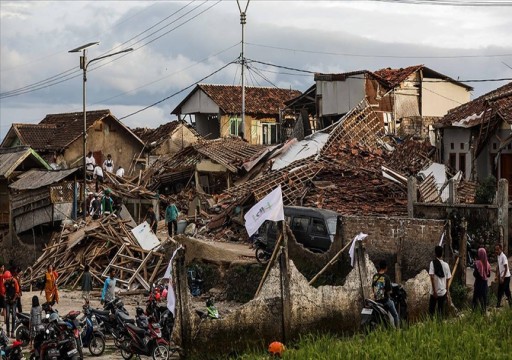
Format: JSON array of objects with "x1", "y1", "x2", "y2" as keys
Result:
[
  {"x1": 349, "y1": 232, "x2": 368, "y2": 267},
  {"x1": 163, "y1": 246, "x2": 182, "y2": 316},
  {"x1": 244, "y1": 186, "x2": 285, "y2": 237}
]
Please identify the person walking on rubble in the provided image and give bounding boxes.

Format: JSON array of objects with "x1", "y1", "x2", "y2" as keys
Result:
[
  {"x1": 165, "y1": 202, "x2": 179, "y2": 237},
  {"x1": 40, "y1": 264, "x2": 59, "y2": 305},
  {"x1": 13, "y1": 267, "x2": 23, "y2": 313},
  {"x1": 93, "y1": 164, "x2": 104, "y2": 192},
  {"x1": 495, "y1": 243, "x2": 511, "y2": 307},
  {"x1": 101, "y1": 268, "x2": 117, "y2": 304},
  {"x1": 101, "y1": 189, "x2": 114, "y2": 216},
  {"x1": 90, "y1": 194, "x2": 101, "y2": 220},
  {"x1": 472, "y1": 247, "x2": 491, "y2": 313},
  {"x1": 103, "y1": 154, "x2": 114, "y2": 173},
  {"x1": 85, "y1": 151, "x2": 96, "y2": 180},
  {"x1": 144, "y1": 204, "x2": 158, "y2": 234},
  {"x1": 429, "y1": 245, "x2": 451, "y2": 318}
]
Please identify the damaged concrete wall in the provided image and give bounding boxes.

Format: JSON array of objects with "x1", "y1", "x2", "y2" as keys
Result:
[{"x1": 173, "y1": 248, "x2": 432, "y2": 358}]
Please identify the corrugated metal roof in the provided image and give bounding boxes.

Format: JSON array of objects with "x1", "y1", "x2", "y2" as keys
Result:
[
  {"x1": 0, "y1": 146, "x2": 51, "y2": 178},
  {"x1": 9, "y1": 168, "x2": 79, "y2": 190},
  {"x1": 172, "y1": 84, "x2": 301, "y2": 115}
]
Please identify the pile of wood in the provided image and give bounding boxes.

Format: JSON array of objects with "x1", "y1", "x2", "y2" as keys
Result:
[{"x1": 22, "y1": 215, "x2": 167, "y2": 292}]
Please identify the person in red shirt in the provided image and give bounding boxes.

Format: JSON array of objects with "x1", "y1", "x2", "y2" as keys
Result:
[{"x1": 3, "y1": 270, "x2": 20, "y2": 337}]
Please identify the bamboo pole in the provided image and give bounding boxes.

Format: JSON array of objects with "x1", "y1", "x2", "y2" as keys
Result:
[{"x1": 309, "y1": 238, "x2": 355, "y2": 285}]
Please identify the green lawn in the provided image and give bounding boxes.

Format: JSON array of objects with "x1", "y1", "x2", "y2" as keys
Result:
[{"x1": 235, "y1": 308, "x2": 512, "y2": 360}]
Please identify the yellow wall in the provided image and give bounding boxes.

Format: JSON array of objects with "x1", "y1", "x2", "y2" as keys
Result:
[
  {"x1": 155, "y1": 125, "x2": 199, "y2": 156},
  {"x1": 219, "y1": 114, "x2": 277, "y2": 145}
]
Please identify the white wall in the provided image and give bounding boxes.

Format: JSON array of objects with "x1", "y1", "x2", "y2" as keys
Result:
[
  {"x1": 181, "y1": 90, "x2": 220, "y2": 114},
  {"x1": 316, "y1": 77, "x2": 365, "y2": 116},
  {"x1": 443, "y1": 128, "x2": 472, "y2": 179},
  {"x1": 422, "y1": 80, "x2": 470, "y2": 117}
]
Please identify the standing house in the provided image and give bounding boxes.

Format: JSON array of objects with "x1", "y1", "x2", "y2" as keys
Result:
[
  {"x1": 132, "y1": 120, "x2": 200, "y2": 157},
  {"x1": 313, "y1": 65, "x2": 472, "y2": 137},
  {"x1": 1, "y1": 110, "x2": 145, "y2": 175},
  {"x1": 172, "y1": 84, "x2": 301, "y2": 145},
  {"x1": 0, "y1": 147, "x2": 50, "y2": 241},
  {"x1": 434, "y1": 82, "x2": 512, "y2": 182}
]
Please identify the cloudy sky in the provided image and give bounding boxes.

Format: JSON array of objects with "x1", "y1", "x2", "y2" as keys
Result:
[{"x1": 1, "y1": 0, "x2": 512, "y2": 140}]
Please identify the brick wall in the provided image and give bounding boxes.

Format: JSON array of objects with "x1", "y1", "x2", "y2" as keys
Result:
[
  {"x1": 398, "y1": 116, "x2": 439, "y2": 139},
  {"x1": 340, "y1": 216, "x2": 445, "y2": 280}
]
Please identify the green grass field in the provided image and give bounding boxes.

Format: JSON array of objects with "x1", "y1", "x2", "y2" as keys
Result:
[{"x1": 235, "y1": 308, "x2": 512, "y2": 360}]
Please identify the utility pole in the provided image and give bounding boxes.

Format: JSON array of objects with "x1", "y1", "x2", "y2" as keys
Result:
[{"x1": 237, "y1": 0, "x2": 250, "y2": 140}]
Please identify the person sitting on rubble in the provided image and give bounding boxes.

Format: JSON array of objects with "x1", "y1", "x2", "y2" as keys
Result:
[
  {"x1": 115, "y1": 165, "x2": 125, "y2": 178},
  {"x1": 101, "y1": 190, "x2": 114, "y2": 216}
]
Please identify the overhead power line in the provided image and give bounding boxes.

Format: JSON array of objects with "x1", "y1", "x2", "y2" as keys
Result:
[
  {"x1": 118, "y1": 59, "x2": 237, "y2": 120},
  {"x1": 351, "y1": 0, "x2": 512, "y2": 6},
  {"x1": 246, "y1": 42, "x2": 512, "y2": 59}
]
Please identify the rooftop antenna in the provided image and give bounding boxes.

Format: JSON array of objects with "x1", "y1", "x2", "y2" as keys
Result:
[{"x1": 237, "y1": 0, "x2": 250, "y2": 141}]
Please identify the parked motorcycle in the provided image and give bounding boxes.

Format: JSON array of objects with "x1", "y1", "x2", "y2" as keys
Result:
[
  {"x1": 145, "y1": 288, "x2": 174, "y2": 340},
  {"x1": 80, "y1": 305, "x2": 106, "y2": 356},
  {"x1": 84, "y1": 301, "x2": 130, "y2": 348},
  {"x1": 118, "y1": 315, "x2": 170, "y2": 360},
  {"x1": 30, "y1": 312, "x2": 82, "y2": 360},
  {"x1": 13, "y1": 312, "x2": 31, "y2": 347},
  {"x1": 254, "y1": 236, "x2": 272, "y2": 264},
  {"x1": 0, "y1": 327, "x2": 23, "y2": 360},
  {"x1": 360, "y1": 282, "x2": 407, "y2": 331}
]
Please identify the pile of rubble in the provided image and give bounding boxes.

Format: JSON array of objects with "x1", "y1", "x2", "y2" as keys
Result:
[{"x1": 22, "y1": 215, "x2": 167, "y2": 292}]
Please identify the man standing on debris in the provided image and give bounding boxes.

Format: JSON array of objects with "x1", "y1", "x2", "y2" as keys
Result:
[
  {"x1": 85, "y1": 151, "x2": 96, "y2": 180},
  {"x1": 103, "y1": 154, "x2": 114, "y2": 173},
  {"x1": 3, "y1": 270, "x2": 20, "y2": 337},
  {"x1": 429, "y1": 245, "x2": 451, "y2": 318},
  {"x1": 165, "y1": 202, "x2": 179, "y2": 237},
  {"x1": 495, "y1": 243, "x2": 511, "y2": 307},
  {"x1": 90, "y1": 194, "x2": 101, "y2": 220},
  {"x1": 372, "y1": 260, "x2": 399, "y2": 328},
  {"x1": 93, "y1": 164, "x2": 104, "y2": 192},
  {"x1": 115, "y1": 165, "x2": 125, "y2": 178},
  {"x1": 101, "y1": 190, "x2": 114, "y2": 216},
  {"x1": 101, "y1": 268, "x2": 117, "y2": 304},
  {"x1": 144, "y1": 204, "x2": 158, "y2": 234}
]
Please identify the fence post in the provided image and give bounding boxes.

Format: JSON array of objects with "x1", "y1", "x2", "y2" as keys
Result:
[
  {"x1": 407, "y1": 176, "x2": 417, "y2": 217},
  {"x1": 279, "y1": 221, "x2": 291, "y2": 344},
  {"x1": 175, "y1": 248, "x2": 191, "y2": 356},
  {"x1": 497, "y1": 179, "x2": 509, "y2": 255}
]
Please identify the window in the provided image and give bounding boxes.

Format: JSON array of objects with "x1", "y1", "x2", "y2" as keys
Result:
[
  {"x1": 450, "y1": 143, "x2": 454, "y2": 150},
  {"x1": 493, "y1": 143, "x2": 497, "y2": 150},
  {"x1": 459, "y1": 153, "x2": 466, "y2": 175},
  {"x1": 460, "y1": 143, "x2": 464, "y2": 150},
  {"x1": 229, "y1": 117, "x2": 242, "y2": 136},
  {"x1": 311, "y1": 219, "x2": 328, "y2": 235},
  {"x1": 291, "y1": 217, "x2": 309, "y2": 232},
  {"x1": 449, "y1": 153, "x2": 456, "y2": 170}
]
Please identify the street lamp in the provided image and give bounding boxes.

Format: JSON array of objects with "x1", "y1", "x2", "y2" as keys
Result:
[{"x1": 69, "y1": 42, "x2": 133, "y2": 220}]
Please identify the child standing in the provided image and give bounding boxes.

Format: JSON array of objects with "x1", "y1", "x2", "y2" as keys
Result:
[
  {"x1": 81, "y1": 265, "x2": 93, "y2": 301},
  {"x1": 30, "y1": 295, "x2": 42, "y2": 346}
]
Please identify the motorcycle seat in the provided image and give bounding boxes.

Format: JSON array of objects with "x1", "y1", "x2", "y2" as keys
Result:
[
  {"x1": 91, "y1": 308, "x2": 110, "y2": 317},
  {"x1": 117, "y1": 311, "x2": 135, "y2": 324},
  {"x1": 126, "y1": 323, "x2": 146, "y2": 336}
]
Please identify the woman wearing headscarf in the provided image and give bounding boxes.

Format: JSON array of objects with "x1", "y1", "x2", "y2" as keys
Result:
[{"x1": 472, "y1": 247, "x2": 491, "y2": 312}]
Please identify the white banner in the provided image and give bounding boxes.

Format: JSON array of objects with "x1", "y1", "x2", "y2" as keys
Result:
[
  {"x1": 163, "y1": 246, "x2": 182, "y2": 316},
  {"x1": 349, "y1": 232, "x2": 369, "y2": 267},
  {"x1": 244, "y1": 186, "x2": 285, "y2": 237}
]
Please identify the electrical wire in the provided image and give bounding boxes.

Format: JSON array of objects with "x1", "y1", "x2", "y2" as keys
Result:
[
  {"x1": 351, "y1": 0, "x2": 512, "y2": 6},
  {"x1": 118, "y1": 59, "x2": 237, "y2": 120},
  {"x1": 246, "y1": 42, "x2": 512, "y2": 59},
  {"x1": 0, "y1": 0, "x2": 220, "y2": 99}
]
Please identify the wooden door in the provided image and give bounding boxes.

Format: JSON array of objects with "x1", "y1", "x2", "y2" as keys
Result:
[{"x1": 500, "y1": 154, "x2": 512, "y2": 184}]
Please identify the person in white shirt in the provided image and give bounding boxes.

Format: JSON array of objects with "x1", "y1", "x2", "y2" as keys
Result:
[
  {"x1": 429, "y1": 245, "x2": 451, "y2": 318},
  {"x1": 103, "y1": 154, "x2": 114, "y2": 173},
  {"x1": 85, "y1": 151, "x2": 96, "y2": 180},
  {"x1": 115, "y1": 166, "x2": 125, "y2": 178},
  {"x1": 495, "y1": 244, "x2": 511, "y2": 307},
  {"x1": 93, "y1": 165, "x2": 104, "y2": 192}
]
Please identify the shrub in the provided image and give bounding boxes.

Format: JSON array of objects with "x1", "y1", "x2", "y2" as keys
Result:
[{"x1": 475, "y1": 175, "x2": 497, "y2": 204}]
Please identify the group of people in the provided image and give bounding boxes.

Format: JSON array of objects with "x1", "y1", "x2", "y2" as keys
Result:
[
  {"x1": 0, "y1": 264, "x2": 58, "y2": 338},
  {"x1": 86, "y1": 188, "x2": 120, "y2": 220},
  {"x1": 85, "y1": 152, "x2": 125, "y2": 192},
  {"x1": 372, "y1": 243, "x2": 511, "y2": 328},
  {"x1": 142, "y1": 201, "x2": 179, "y2": 237}
]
